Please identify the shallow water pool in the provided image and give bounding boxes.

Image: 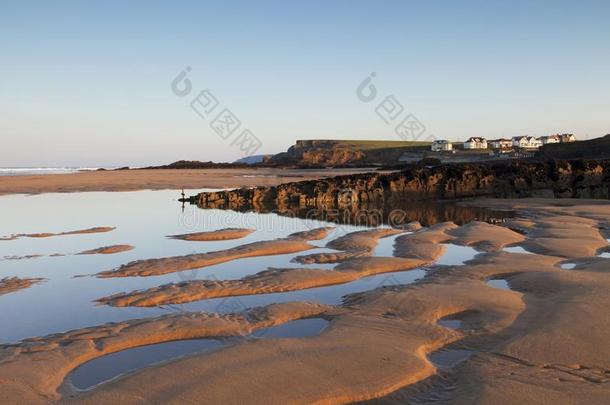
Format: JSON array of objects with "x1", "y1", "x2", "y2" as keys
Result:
[{"x1": 0, "y1": 191, "x2": 500, "y2": 343}]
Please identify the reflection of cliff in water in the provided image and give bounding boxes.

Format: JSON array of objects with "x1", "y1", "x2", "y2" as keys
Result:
[{"x1": 192, "y1": 199, "x2": 514, "y2": 227}]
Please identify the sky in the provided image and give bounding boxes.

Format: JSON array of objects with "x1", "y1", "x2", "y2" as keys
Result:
[{"x1": 1, "y1": 0, "x2": 609, "y2": 167}]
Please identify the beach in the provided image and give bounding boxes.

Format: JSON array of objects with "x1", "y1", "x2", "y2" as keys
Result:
[
  {"x1": 0, "y1": 188, "x2": 608, "y2": 404},
  {"x1": 4, "y1": 1, "x2": 609, "y2": 403},
  {"x1": 0, "y1": 168, "x2": 377, "y2": 196}
]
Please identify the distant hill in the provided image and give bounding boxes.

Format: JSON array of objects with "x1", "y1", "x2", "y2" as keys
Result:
[
  {"x1": 233, "y1": 154, "x2": 271, "y2": 165},
  {"x1": 536, "y1": 135, "x2": 610, "y2": 160},
  {"x1": 268, "y1": 139, "x2": 431, "y2": 167},
  {"x1": 139, "y1": 160, "x2": 250, "y2": 169}
]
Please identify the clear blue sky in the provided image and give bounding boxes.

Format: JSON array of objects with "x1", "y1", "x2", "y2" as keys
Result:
[{"x1": 1, "y1": 0, "x2": 609, "y2": 166}]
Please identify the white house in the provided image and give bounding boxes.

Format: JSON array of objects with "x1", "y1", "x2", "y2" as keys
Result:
[
  {"x1": 431, "y1": 140, "x2": 453, "y2": 152},
  {"x1": 512, "y1": 136, "x2": 542, "y2": 149},
  {"x1": 539, "y1": 135, "x2": 561, "y2": 145},
  {"x1": 488, "y1": 138, "x2": 513, "y2": 149},
  {"x1": 560, "y1": 133, "x2": 576, "y2": 143},
  {"x1": 464, "y1": 137, "x2": 487, "y2": 149}
]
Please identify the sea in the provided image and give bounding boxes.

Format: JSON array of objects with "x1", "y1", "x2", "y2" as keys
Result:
[{"x1": 0, "y1": 167, "x2": 110, "y2": 176}]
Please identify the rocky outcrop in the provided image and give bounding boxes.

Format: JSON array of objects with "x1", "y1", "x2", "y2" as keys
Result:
[{"x1": 189, "y1": 160, "x2": 610, "y2": 214}]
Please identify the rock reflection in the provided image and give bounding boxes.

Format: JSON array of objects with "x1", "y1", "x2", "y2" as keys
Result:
[{"x1": 190, "y1": 199, "x2": 514, "y2": 228}]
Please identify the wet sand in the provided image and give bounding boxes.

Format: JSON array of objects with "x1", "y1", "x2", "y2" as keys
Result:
[
  {"x1": 293, "y1": 228, "x2": 403, "y2": 264},
  {"x1": 1, "y1": 227, "x2": 115, "y2": 241},
  {"x1": 93, "y1": 223, "x2": 525, "y2": 307},
  {"x1": 167, "y1": 228, "x2": 255, "y2": 241},
  {"x1": 0, "y1": 302, "x2": 331, "y2": 402},
  {"x1": 393, "y1": 220, "x2": 525, "y2": 261},
  {"x1": 1, "y1": 198, "x2": 609, "y2": 404},
  {"x1": 94, "y1": 227, "x2": 334, "y2": 278},
  {"x1": 76, "y1": 245, "x2": 134, "y2": 255},
  {"x1": 97, "y1": 257, "x2": 426, "y2": 307},
  {"x1": 0, "y1": 168, "x2": 377, "y2": 196},
  {"x1": 0, "y1": 277, "x2": 44, "y2": 296}
]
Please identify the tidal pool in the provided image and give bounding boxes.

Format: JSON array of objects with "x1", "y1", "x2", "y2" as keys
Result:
[
  {"x1": 437, "y1": 319, "x2": 462, "y2": 330},
  {"x1": 436, "y1": 244, "x2": 479, "y2": 266},
  {"x1": 428, "y1": 348, "x2": 473, "y2": 369},
  {"x1": 487, "y1": 279, "x2": 510, "y2": 290},
  {"x1": 65, "y1": 318, "x2": 330, "y2": 391},
  {"x1": 0, "y1": 190, "x2": 504, "y2": 343}
]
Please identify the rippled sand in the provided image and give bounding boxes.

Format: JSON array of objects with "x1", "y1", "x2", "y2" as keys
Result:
[{"x1": 1, "y1": 199, "x2": 609, "y2": 404}]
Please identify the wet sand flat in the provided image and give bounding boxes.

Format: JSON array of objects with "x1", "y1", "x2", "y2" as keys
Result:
[
  {"x1": 82, "y1": 199, "x2": 610, "y2": 404},
  {"x1": 0, "y1": 168, "x2": 377, "y2": 196},
  {"x1": 0, "y1": 302, "x2": 331, "y2": 402},
  {"x1": 95, "y1": 227, "x2": 334, "y2": 278},
  {"x1": 1, "y1": 198, "x2": 609, "y2": 404},
  {"x1": 96, "y1": 257, "x2": 425, "y2": 307}
]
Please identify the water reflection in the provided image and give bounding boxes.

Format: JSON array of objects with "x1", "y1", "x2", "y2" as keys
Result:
[
  {"x1": 487, "y1": 279, "x2": 510, "y2": 290},
  {"x1": 66, "y1": 318, "x2": 329, "y2": 391},
  {"x1": 436, "y1": 245, "x2": 479, "y2": 266},
  {"x1": 0, "y1": 190, "x2": 507, "y2": 344},
  {"x1": 428, "y1": 348, "x2": 473, "y2": 369},
  {"x1": 437, "y1": 319, "x2": 462, "y2": 330},
  {"x1": 193, "y1": 199, "x2": 514, "y2": 228},
  {"x1": 67, "y1": 338, "x2": 227, "y2": 391}
]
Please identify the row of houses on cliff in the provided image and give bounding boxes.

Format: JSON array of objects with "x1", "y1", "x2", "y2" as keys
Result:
[{"x1": 431, "y1": 134, "x2": 576, "y2": 152}]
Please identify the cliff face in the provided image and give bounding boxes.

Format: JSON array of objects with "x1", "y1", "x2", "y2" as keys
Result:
[
  {"x1": 268, "y1": 140, "x2": 430, "y2": 167},
  {"x1": 190, "y1": 160, "x2": 610, "y2": 213}
]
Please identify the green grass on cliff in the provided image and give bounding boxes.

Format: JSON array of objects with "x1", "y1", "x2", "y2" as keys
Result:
[{"x1": 308, "y1": 140, "x2": 432, "y2": 150}]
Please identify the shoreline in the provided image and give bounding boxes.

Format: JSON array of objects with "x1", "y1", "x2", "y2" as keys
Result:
[{"x1": 0, "y1": 167, "x2": 379, "y2": 196}]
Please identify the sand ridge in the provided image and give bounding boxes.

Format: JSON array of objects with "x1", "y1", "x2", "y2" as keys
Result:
[
  {"x1": 76, "y1": 252, "x2": 536, "y2": 404},
  {"x1": 76, "y1": 245, "x2": 134, "y2": 255},
  {"x1": 96, "y1": 228, "x2": 424, "y2": 307},
  {"x1": 326, "y1": 228, "x2": 402, "y2": 253},
  {"x1": 394, "y1": 221, "x2": 525, "y2": 262},
  {"x1": 0, "y1": 227, "x2": 115, "y2": 241},
  {"x1": 1, "y1": 199, "x2": 609, "y2": 404},
  {"x1": 78, "y1": 199, "x2": 610, "y2": 404},
  {"x1": 0, "y1": 302, "x2": 332, "y2": 402},
  {"x1": 94, "y1": 227, "x2": 335, "y2": 278},
  {"x1": 166, "y1": 228, "x2": 255, "y2": 241},
  {"x1": 96, "y1": 257, "x2": 426, "y2": 307},
  {"x1": 2, "y1": 245, "x2": 133, "y2": 261},
  {"x1": 462, "y1": 198, "x2": 610, "y2": 258},
  {"x1": 0, "y1": 277, "x2": 45, "y2": 296},
  {"x1": 293, "y1": 228, "x2": 404, "y2": 265}
]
